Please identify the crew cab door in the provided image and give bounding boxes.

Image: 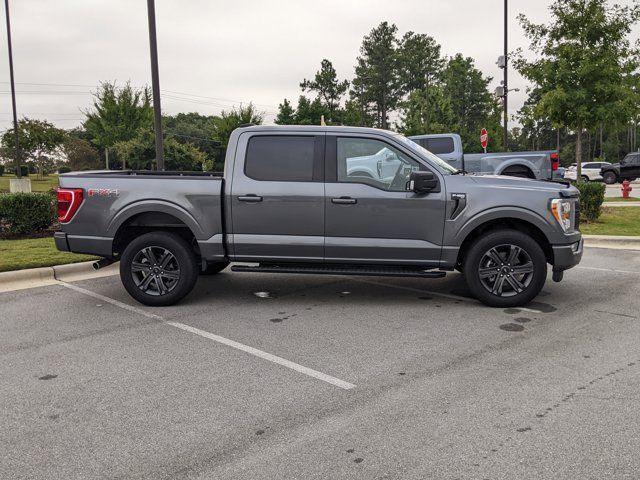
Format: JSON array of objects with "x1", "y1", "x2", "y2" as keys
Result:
[
  {"x1": 230, "y1": 132, "x2": 325, "y2": 261},
  {"x1": 324, "y1": 134, "x2": 446, "y2": 265}
]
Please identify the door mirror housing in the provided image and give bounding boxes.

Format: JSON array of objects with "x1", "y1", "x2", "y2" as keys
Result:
[{"x1": 409, "y1": 171, "x2": 438, "y2": 193}]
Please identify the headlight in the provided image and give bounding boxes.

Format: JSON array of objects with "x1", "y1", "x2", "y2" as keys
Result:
[{"x1": 550, "y1": 199, "x2": 572, "y2": 232}]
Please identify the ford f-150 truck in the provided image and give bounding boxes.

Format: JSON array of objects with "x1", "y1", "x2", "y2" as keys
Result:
[
  {"x1": 55, "y1": 125, "x2": 582, "y2": 308},
  {"x1": 408, "y1": 133, "x2": 559, "y2": 180}
]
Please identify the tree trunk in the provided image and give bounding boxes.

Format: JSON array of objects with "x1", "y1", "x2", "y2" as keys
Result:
[
  {"x1": 599, "y1": 124, "x2": 603, "y2": 158},
  {"x1": 576, "y1": 127, "x2": 583, "y2": 182}
]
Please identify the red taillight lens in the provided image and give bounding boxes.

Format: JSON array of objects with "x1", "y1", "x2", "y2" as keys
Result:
[
  {"x1": 550, "y1": 152, "x2": 559, "y2": 171},
  {"x1": 57, "y1": 188, "x2": 84, "y2": 223}
]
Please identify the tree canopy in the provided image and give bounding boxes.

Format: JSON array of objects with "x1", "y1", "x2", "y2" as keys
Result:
[{"x1": 516, "y1": 0, "x2": 640, "y2": 173}]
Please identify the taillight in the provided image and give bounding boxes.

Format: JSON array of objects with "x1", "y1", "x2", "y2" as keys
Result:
[
  {"x1": 57, "y1": 188, "x2": 84, "y2": 223},
  {"x1": 550, "y1": 152, "x2": 559, "y2": 171}
]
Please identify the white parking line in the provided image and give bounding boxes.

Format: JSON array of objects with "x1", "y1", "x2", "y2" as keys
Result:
[
  {"x1": 166, "y1": 322, "x2": 355, "y2": 390},
  {"x1": 59, "y1": 281, "x2": 355, "y2": 390},
  {"x1": 349, "y1": 278, "x2": 543, "y2": 314}
]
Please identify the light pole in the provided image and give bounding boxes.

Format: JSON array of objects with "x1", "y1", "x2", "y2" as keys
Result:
[
  {"x1": 4, "y1": 0, "x2": 20, "y2": 179},
  {"x1": 147, "y1": 0, "x2": 164, "y2": 171},
  {"x1": 502, "y1": 0, "x2": 508, "y2": 150}
]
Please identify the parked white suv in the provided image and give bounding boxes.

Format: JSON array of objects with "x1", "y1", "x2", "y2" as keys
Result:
[{"x1": 564, "y1": 161, "x2": 611, "y2": 181}]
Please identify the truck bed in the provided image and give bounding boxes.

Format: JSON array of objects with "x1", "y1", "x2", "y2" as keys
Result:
[{"x1": 57, "y1": 170, "x2": 225, "y2": 259}]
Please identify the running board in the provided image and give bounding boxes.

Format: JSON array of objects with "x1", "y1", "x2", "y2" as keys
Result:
[{"x1": 231, "y1": 263, "x2": 446, "y2": 278}]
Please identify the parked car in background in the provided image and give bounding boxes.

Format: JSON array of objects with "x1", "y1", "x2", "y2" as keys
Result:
[
  {"x1": 600, "y1": 153, "x2": 640, "y2": 184},
  {"x1": 408, "y1": 133, "x2": 559, "y2": 180},
  {"x1": 564, "y1": 161, "x2": 611, "y2": 182}
]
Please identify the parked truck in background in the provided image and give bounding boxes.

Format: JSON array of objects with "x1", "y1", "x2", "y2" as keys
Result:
[
  {"x1": 600, "y1": 152, "x2": 640, "y2": 184},
  {"x1": 55, "y1": 126, "x2": 582, "y2": 309},
  {"x1": 408, "y1": 133, "x2": 559, "y2": 180}
]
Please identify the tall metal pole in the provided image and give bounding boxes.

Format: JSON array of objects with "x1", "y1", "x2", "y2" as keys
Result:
[
  {"x1": 146, "y1": 0, "x2": 164, "y2": 171},
  {"x1": 503, "y1": 0, "x2": 508, "y2": 151},
  {"x1": 4, "y1": 0, "x2": 21, "y2": 178}
]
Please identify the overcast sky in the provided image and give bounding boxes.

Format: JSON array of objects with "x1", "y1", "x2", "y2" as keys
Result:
[{"x1": 1, "y1": 0, "x2": 638, "y2": 133}]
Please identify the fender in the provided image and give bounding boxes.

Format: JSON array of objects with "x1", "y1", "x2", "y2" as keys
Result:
[
  {"x1": 107, "y1": 199, "x2": 207, "y2": 239},
  {"x1": 452, "y1": 206, "x2": 555, "y2": 246}
]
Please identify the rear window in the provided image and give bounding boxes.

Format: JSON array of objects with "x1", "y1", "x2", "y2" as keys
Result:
[
  {"x1": 245, "y1": 136, "x2": 315, "y2": 182},
  {"x1": 426, "y1": 137, "x2": 455, "y2": 154}
]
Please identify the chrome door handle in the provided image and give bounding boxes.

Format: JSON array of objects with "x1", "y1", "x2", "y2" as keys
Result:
[
  {"x1": 238, "y1": 195, "x2": 263, "y2": 203},
  {"x1": 331, "y1": 197, "x2": 357, "y2": 205}
]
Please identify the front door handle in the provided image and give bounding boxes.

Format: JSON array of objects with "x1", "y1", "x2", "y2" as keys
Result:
[
  {"x1": 238, "y1": 195, "x2": 263, "y2": 203},
  {"x1": 331, "y1": 196, "x2": 357, "y2": 205}
]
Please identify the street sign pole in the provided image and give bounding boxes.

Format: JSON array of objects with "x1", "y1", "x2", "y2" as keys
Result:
[
  {"x1": 146, "y1": 0, "x2": 164, "y2": 171},
  {"x1": 4, "y1": 0, "x2": 21, "y2": 179}
]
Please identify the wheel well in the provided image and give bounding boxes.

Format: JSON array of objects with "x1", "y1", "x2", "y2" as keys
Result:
[
  {"x1": 456, "y1": 218, "x2": 552, "y2": 268},
  {"x1": 501, "y1": 165, "x2": 535, "y2": 179},
  {"x1": 112, "y1": 212, "x2": 198, "y2": 258}
]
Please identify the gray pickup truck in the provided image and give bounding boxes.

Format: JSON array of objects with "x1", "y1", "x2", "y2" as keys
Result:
[
  {"x1": 409, "y1": 133, "x2": 559, "y2": 180},
  {"x1": 55, "y1": 125, "x2": 582, "y2": 308}
]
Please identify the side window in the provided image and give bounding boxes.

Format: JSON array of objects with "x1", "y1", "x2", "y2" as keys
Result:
[
  {"x1": 631, "y1": 155, "x2": 640, "y2": 166},
  {"x1": 336, "y1": 137, "x2": 422, "y2": 192},
  {"x1": 245, "y1": 136, "x2": 315, "y2": 182},
  {"x1": 426, "y1": 137, "x2": 455, "y2": 155},
  {"x1": 583, "y1": 163, "x2": 596, "y2": 169},
  {"x1": 415, "y1": 138, "x2": 429, "y2": 149}
]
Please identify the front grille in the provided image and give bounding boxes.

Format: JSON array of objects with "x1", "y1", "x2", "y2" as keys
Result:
[{"x1": 574, "y1": 201, "x2": 581, "y2": 230}]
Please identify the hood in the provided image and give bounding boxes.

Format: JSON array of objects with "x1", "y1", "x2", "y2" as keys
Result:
[{"x1": 453, "y1": 174, "x2": 578, "y2": 195}]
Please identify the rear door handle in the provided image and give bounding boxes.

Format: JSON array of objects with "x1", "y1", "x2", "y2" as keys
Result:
[
  {"x1": 238, "y1": 195, "x2": 263, "y2": 203},
  {"x1": 331, "y1": 197, "x2": 357, "y2": 205}
]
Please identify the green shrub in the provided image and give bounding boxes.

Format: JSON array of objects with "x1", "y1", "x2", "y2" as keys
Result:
[
  {"x1": 575, "y1": 181, "x2": 605, "y2": 222},
  {"x1": 58, "y1": 166, "x2": 72, "y2": 174},
  {"x1": 0, "y1": 192, "x2": 56, "y2": 235}
]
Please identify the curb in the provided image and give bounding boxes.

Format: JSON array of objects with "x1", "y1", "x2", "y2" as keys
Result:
[
  {"x1": 583, "y1": 234, "x2": 640, "y2": 251},
  {"x1": 0, "y1": 260, "x2": 119, "y2": 293}
]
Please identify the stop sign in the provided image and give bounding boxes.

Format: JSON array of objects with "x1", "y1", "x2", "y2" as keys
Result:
[{"x1": 480, "y1": 128, "x2": 489, "y2": 149}]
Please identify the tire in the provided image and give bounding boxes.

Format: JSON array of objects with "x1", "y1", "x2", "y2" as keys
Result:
[
  {"x1": 463, "y1": 229, "x2": 547, "y2": 308},
  {"x1": 581, "y1": 175, "x2": 589, "y2": 182},
  {"x1": 200, "y1": 261, "x2": 230, "y2": 275},
  {"x1": 602, "y1": 171, "x2": 618, "y2": 185},
  {"x1": 120, "y1": 231, "x2": 199, "y2": 306}
]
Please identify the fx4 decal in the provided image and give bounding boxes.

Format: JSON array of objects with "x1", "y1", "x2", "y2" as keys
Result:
[{"x1": 88, "y1": 188, "x2": 120, "y2": 198}]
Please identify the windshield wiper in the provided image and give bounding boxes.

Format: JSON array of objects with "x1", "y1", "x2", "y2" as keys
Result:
[{"x1": 452, "y1": 169, "x2": 468, "y2": 175}]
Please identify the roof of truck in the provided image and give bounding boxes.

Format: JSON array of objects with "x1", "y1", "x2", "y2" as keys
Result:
[{"x1": 237, "y1": 125, "x2": 395, "y2": 135}]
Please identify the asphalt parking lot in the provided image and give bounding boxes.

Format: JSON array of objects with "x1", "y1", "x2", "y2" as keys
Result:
[{"x1": 1, "y1": 246, "x2": 639, "y2": 479}]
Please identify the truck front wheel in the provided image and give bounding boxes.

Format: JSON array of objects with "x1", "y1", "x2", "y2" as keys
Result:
[
  {"x1": 464, "y1": 229, "x2": 547, "y2": 308},
  {"x1": 120, "y1": 231, "x2": 199, "y2": 306}
]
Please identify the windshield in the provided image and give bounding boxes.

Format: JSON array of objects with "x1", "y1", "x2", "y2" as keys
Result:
[{"x1": 392, "y1": 133, "x2": 458, "y2": 174}]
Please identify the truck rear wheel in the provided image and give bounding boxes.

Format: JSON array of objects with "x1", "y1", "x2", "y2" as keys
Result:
[
  {"x1": 464, "y1": 229, "x2": 547, "y2": 308},
  {"x1": 120, "y1": 231, "x2": 199, "y2": 306}
]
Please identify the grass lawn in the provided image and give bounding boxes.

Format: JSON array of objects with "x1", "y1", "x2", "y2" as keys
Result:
[
  {"x1": 0, "y1": 237, "x2": 98, "y2": 272},
  {"x1": 580, "y1": 207, "x2": 640, "y2": 236},
  {"x1": 604, "y1": 196, "x2": 640, "y2": 202},
  {"x1": 0, "y1": 174, "x2": 59, "y2": 193}
]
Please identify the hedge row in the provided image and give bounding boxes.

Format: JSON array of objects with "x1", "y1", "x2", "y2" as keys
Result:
[{"x1": 0, "y1": 192, "x2": 56, "y2": 235}]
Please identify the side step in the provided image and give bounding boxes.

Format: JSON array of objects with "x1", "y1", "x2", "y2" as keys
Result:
[{"x1": 231, "y1": 263, "x2": 446, "y2": 279}]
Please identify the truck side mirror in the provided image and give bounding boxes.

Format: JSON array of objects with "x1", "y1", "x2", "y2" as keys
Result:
[{"x1": 409, "y1": 171, "x2": 438, "y2": 193}]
